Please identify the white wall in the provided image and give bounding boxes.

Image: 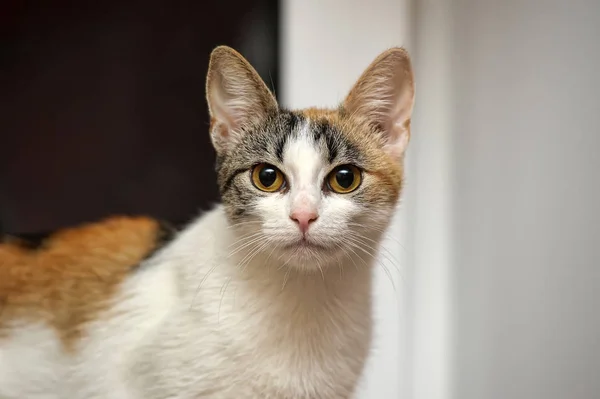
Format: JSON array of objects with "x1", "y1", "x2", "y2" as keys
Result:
[
  {"x1": 447, "y1": 1, "x2": 600, "y2": 398},
  {"x1": 281, "y1": 1, "x2": 412, "y2": 398},
  {"x1": 405, "y1": 0, "x2": 455, "y2": 398}
]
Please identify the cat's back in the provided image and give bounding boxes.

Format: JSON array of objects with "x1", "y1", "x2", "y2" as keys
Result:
[
  {"x1": 0, "y1": 216, "x2": 180, "y2": 398},
  {"x1": 0, "y1": 216, "x2": 173, "y2": 347}
]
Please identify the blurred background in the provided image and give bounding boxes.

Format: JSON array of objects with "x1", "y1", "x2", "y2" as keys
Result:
[{"x1": 2, "y1": 1, "x2": 600, "y2": 399}]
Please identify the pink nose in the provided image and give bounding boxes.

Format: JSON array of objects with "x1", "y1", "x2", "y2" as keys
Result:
[{"x1": 290, "y1": 209, "x2": 318, "y2": 234}]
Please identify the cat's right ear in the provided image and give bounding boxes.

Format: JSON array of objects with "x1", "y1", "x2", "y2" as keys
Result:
[{"x1": 206, "y1": 46, "x2": 278, "y2": 153}]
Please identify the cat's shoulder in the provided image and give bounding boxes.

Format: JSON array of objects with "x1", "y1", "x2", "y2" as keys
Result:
[{"x1": 0, "y1": 216, "x2": 177, "y2": 348}]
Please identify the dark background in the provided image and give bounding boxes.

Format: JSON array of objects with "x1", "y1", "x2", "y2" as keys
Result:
[{"x1": 0, "y1": 0, "x2": 279, "y2": 233}]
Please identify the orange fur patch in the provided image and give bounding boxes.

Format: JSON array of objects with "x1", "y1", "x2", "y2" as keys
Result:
[{"x1": 0, "y1": 217, "x2": 167, "y2": 350}]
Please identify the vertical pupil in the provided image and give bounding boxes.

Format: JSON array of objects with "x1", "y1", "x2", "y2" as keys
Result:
[
  {"x1": 335, "y1": 168, "x2": 354, "y2": 189},
  {"x1": 259, "y1": 167, "x2": 277, "y2": 187}
]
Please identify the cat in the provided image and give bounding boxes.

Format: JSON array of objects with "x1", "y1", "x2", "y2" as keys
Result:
[{"x1": 0, "y1": 45, "x2": 414, "y2": 398}]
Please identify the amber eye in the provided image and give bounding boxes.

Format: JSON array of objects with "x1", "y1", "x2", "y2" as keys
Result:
[
  {"x1": 327, "y1": 165, "x2": 362, "y2": 194},
  {"x1": 251, "y1": 164, "x2": 285, "y2": 192}
]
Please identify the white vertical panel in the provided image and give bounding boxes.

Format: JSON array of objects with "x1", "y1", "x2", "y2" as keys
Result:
[
  {"x1": 408, "y1": 2, "x2": 454, "y2": 399},
  {"x1": 281, "y1": 1, "x2": 412, "y2": 398}
]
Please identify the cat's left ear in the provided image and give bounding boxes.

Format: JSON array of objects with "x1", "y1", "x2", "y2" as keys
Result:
[
  {"x1": 206, "y1": 46, "x2": 278, "y2": 153},
  {"x1": 343, "y1": 48, "x2": 415, "y2": 159}
]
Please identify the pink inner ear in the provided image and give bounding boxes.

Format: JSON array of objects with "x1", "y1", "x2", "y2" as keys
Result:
[
  {"x1": 385, "y1": 122, "x2": 410, "y2": 159},
  {"x1": 384, "y1": 88, "x2": 414, "y2": 156}
]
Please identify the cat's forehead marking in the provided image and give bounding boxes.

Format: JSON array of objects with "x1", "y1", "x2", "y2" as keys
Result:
[
  {"x1": 282, "y1": 120, "x2": 324, "y2": 185},
  {"x1": 282, "y1": 109, "x2": 361, "y2": 166},
  {"x1": 0, "y1": 217, "x2": 174, "y2": 350}
]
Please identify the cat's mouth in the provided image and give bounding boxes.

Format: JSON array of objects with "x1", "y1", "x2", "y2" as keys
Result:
[{"x1": 284, "y1": 237, "x2": 328, "y2": 252}]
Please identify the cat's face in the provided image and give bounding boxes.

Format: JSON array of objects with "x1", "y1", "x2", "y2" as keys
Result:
[{"x1": 206, "y1": 46, "x2": 414, "y2": 270}]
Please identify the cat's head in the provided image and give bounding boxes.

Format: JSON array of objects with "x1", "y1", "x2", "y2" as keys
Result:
[{"x1": 206, "y1": 46, "x2": 414, "y2": 270}]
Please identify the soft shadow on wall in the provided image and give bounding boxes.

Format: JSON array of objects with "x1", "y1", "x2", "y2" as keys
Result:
[{"x1": 0, "y1": 0, "x2": 279, "y2": 233}]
